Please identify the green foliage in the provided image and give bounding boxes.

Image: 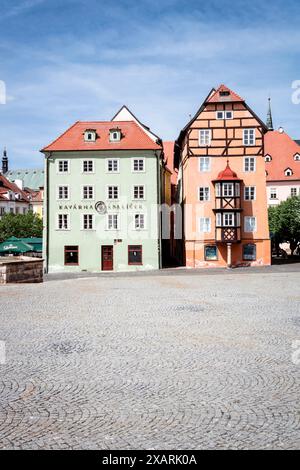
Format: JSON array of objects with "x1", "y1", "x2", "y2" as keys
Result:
[
  {"x1": 0, "y1": 211, "x2": 43, "y2": 242},
  {"x1": 268, "y1": 196, "x2": 300, "y2": 254}
]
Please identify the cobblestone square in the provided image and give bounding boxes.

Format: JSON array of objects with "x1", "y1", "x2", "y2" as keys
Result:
[{"x1": 0, "y1": 266, "x2": 300, "y2": 450}]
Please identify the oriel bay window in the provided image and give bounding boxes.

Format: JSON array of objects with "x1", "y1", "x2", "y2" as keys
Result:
[
  {"x1": 64, "y1": 246, "x2": 79, "y2": 265},
  {"x1": 128, "y1": 245, "x2": 143, "y2": 265}
]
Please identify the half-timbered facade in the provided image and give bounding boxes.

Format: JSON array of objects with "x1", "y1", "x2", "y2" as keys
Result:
[{"x1": 174, "y1": 84, "x2": 271, "y2": 267}]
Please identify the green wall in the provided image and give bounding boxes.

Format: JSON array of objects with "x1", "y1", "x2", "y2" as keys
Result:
[{"x1": 44, "y1": 150, "x2": 161, "y2": 272}]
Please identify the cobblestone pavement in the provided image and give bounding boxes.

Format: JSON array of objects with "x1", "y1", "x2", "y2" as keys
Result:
[{"x1": 0, "y1": 269, "x2": 300, "y2": 450}]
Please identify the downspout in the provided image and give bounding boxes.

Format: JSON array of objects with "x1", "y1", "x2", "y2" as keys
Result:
[
  {"x1": 44, "y1": 151, "x2": 51, "y2": 273},
  {"x1": 156, "y1": 149, "x2": 162, "y2": 269}
]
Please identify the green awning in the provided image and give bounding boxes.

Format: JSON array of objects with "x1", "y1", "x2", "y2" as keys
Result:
[{"x1": 0, "y1": 237, "x2": 34, "y2": 254}]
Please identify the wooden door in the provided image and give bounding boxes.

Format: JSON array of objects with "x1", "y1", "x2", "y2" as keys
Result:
[{"x1": 102, "y1": 245, "x2": 113, "y2": 271}]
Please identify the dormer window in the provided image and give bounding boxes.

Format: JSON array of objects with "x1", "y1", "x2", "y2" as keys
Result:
[
  {"x1": 285, "y1": 168, "x2": 293, "y2": 176},
  {"x1": 265, "y1": 155, "x2": 272, "y2": 162},
  {"x1": 294, "y1": 153, "x2": 300, "y2": 161},
  {"x1": 109, "y1": 129, "x2": 121, "y2": 142},
  {"x1": 84, "y1": 130, "x2": 97, "y2": 142},
  {"x1": 220, "y1": 91, "x2": 230, "y2": 97}
]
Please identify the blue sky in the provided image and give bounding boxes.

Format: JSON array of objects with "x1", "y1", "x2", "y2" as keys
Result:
[{"x1": 0, "y1": 0, "x2": 299, "y2": 168}]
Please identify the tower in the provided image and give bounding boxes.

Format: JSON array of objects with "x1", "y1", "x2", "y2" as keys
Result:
[
  {"x1": 266, "y1": 97, "x2": 274, "y2": 131},
  {"x1": 2, "y1": 148, "x2": 8, "y2": 174}
]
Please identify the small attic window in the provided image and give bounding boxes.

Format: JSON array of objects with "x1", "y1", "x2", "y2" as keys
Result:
[
  {"x1": 84, "y1": 130, "x2": 97, "y2": 142},
  {"x1": 265, "y1": 155, "x2": 272, "y2": 162},
  {"x1": 109, "y1": 129, "x2": 121, "y2": 142},
  {"x1": 294, "y1": 153, "x2": 300, "y2": 161},
  {"x1": 285, "y1": 168, "x2": 293, "y2": 176},
  {"x1": 220, "y1": 91, "x2": 230, "y2": 96}
]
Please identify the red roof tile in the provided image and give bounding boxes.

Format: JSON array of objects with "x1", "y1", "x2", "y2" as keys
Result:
[
  {"x1": 214, "y1": 161, "x2": 241, "y2": 181},
  {"x1": 265, "y1": 130, "x2": 300, "y2": 181},
  {"x1": 206, "y1": 84, "x2": 244, "y2": 103},
  {"x1": 42, "y1": 121, "x2": 162, "y2": 152},
  {"x1": 0, "y1": 174, "x2": 29, "y2": 201}
]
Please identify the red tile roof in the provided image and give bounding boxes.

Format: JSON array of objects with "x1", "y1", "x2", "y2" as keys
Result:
[
  {"x1": 42, "y1": 121, "x2": 162, "y2": 152},
  {"x1": 265, "y1": 130, "x2": 300, "y2": 181},
  {"x1": 214, "y1": 161, "x2": 241, "y2": 181},
  {"x1": 163, "y1": 141, "x2": 178, "y2": 185},
  {"x1": 206, "y1": 84, "x2": 244, "y2": 103},
  {"x1": 0, "y1": 174, "x2": 29, "y2": 201}
]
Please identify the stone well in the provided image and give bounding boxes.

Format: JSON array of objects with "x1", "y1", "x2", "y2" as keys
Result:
[{"x1": 0, "y1": 256, "x2": 44, "y2": 284}]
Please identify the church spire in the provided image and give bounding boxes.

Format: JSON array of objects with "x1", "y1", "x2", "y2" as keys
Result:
[
  {"x1": 266, "y1": 97, "x2": 274, "y2": 131},
  {"x1": 2, "y1": 147, "x2": 8, "y2": 174}
]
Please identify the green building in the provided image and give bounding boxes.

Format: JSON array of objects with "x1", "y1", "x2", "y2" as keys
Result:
[{"x1": 41, "y1": 107, "x2": 166, "y2": 273}]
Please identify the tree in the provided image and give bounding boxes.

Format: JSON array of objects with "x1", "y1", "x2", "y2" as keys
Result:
[
  {"x1": 268, "y1": 196, "x2": 300, "y2": 255},
  {"x1": 0, "y1": 211, "x2": 43, "y2": 241}
]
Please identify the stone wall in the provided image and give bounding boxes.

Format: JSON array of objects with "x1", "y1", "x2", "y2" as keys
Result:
[{"x1": 0, "y1": 257, "x2": 44, "y2": 284}]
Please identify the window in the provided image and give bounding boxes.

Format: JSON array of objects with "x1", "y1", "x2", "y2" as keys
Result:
[
  {"x1": 109, "y1": 129, "x2": 121, "y2": 142},
  {"x1": 107, "y1": 186, "x2": 119, "y2": 200},
  {"x1": 244, "y1": 157, "x2": 256, "y2": 172},
  {"x1": 215, "y1": 183, "x2": 221, "y2": 197},
  {"x1": 84, "y1": 130, "x2": 96, "y2": 142},
  {"x1": 132, "y1": 158, "x2": 145, "y2": 172},
  {"x1": 134, "y1": 214, "x2": 145, "y2": 230},
  {"x1": 57, "y1": 214, "x2": 69, "y2": 230},
  {"x1": 223, "y1": 212, "x2": 234, "y2": 227},
  {"x1": 107, "y1": 159, "x2": 119, "y2": 173},
  {"x1": 58, "y1": 185, "x2": 69, "y2": 200},
  {"x1": 23, "y1": 208, "x2": 27, "y2": 214},
  {"x1": 199, "y1": 157, "x2": 211, "y2": 172},
  {"x1": 220, "y1": 90, "x2": 230, "y2": 97},
  {"x1": 82, "y1": 214, "x2": 94, "y2": 230},
  {"x1": 128, "y1": 245, "x2": 142, "y2": 265},
  {"x1": 83, "y1": 185, "x2": 94, "y2": 199},
  {"x1": 204, "y1": 245, "x2": 218, "y2": 261},
  {"x1": 243, "y1": 244, "x2": 256, "y2": 261},
  {"x1": 199, "y1": 187, "x2": 210, "y2": 201},
  {"x1": 265, "y1": 155, "x2": 272, "y2": 162},
  {"x1": 199, "y1": 217, "x2": 211, "y2": 233},
  {"x1": 58, "y1": 160, "x2": 69, "y2": 173},
  {"x1": 285, "y1": 168, "x2": 293, "y2": 176},
  {"x1": 294, "y1": 153, "x2": 300, "y2": 161},
  {"x1": 243, "y1": 129, "x2": 255, "y2": 146},
  {"x1": 82, "y1": 160, "x2": 94, "y2": 173},
  {"x1": 0, "y1": 207, "x2": 5, "y2": 216},
  {"x1": 222, "y1": 183, "x2": 234, "y2": 197},
  {"x1": 244, "y1": 186, "x2": 256, "y2": 201},
  {"x1": 217, "y1": 110, "x2": 233, "y2": 119},
  {"x1": 64, "y1": 246, "x2": 79, "y2": 265},
  {"x1": 107, "y1": 214, "x2": 119, "y2": 230},
  {"x1": 270, "y1": 188, "x2": 277, "y2": 199},
  {"x1": 199, "y1": 129, "x2": 211, "y2": 146},
  {"x1": 244, "y1": 216, "x2": 256, "y2": 232},
  {"x1": 216, "y1": 213, "x2": 222, "y2": 226},
  {"x1": 291, "y1": 188, "x2": 298, "y2": 197},
  {"x1": 133, "y1": 185, "x2": 145, "y2": 200}
]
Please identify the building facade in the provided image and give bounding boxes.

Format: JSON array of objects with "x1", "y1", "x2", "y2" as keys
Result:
[
  {"x1": 265, "y1": 129, "x2": 300, "y2": 206},
  {"x1": 174, "y1": 84, "x2": 271, "y2": 268},
  {"x1": 42, "y1": 113, "x2": 164, "y2": 273},
  {"x1": 0, "y1": 172, "x2": 30, "y2": 217}
]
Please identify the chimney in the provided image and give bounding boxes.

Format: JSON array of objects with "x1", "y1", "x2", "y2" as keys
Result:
[{"x1": 2, "y1": 148, "x2": 8, "y2": 174}]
